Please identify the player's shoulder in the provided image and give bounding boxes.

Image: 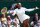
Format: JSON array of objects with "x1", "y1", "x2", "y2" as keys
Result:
[
  {"x1": 21, "y1": 7, "x2": 26, "y2": 9},
  {"x1": 21, "y1": 7, "x2": 24, "y2": 8},
  {"x1": 14, "y1": 8, "x2": 18, "y2": 10}
]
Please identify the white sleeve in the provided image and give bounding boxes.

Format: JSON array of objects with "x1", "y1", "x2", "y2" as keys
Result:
[
  {"x1": 12, "y1": 10, "x2": 16, "y2": 16},
  {"x1": 25, "y1": 8, "x2": 34, "y2": 12},
  {"x1": 17, "y1": 19, "x2": 19, "y2": 24},
  {"x1": 13, "y1": 19, "x2": 15, "y2": 22}
]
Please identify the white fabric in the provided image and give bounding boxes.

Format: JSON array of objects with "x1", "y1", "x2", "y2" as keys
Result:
[
  {"x1": 12, "y1": 7, "x2": 34, "y2": 23},
  {"x1": 7, "y1": 15, "x2": 10, "y2": 17},
  {"x1": 0, "y1": 21, "x2": 2, "y2": 27},
  {"x1": 2, "y1": 18, "x2": 7, "y2": 24},
  {"x1": 35, "y1": 25, "x2": 40, "y2": 27},
  {"x1": 8, "y1": 10, "x2": 14, "y2": 13},
  {"x1": 13, "y1": 18, "x2": 19, "y2": 24},
  {"x1": 13, "y1": 18, "x2": 20, "y2": 27},
  {"x1": 30, "y1": 21, "x2": 34, "y2": 26}
]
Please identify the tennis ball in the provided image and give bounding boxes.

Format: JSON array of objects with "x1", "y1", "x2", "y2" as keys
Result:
[{"x1": 6, "y1": 12, "x2": 9, "y2": 14}]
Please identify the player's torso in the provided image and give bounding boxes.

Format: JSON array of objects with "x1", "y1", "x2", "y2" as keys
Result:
[{"x1": 16, "y1": 8, "x2": 25, "y2": 16}]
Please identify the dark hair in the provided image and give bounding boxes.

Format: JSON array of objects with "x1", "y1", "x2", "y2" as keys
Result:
[
  {"x1": 9, "y1": 6, "x2": 12, "y2": 8},
  {"x1": 14, "y1": 15, "x2": 17, "y2": 17},
  {"x1": 14, "y1": 5, "x2": 17, "y2": 10}
]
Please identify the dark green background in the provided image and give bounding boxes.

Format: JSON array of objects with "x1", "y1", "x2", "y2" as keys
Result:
[
  {"x1": 0, "y1": 2, "x2": 40, "y2": 15},
  {"x1": 0, "y1": 1, "x2": 40, "y2": 27}
]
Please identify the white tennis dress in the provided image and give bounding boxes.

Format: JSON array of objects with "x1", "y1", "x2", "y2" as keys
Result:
[{"x1": 12, "y1": 7, "x2": 34, "y2": 23}]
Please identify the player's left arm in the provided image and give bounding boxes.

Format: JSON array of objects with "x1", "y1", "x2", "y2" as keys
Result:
[
  {"x1": 25, "y1": 8, "x2": 34, "y2": 12},
  {"x1": 25, "y1": 7, "x2": 39, "y2": 12}
]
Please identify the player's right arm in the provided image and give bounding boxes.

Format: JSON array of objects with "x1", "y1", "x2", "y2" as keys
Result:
[{"x1": 12, "y1": 9, "x2": 16, "y2": 16}]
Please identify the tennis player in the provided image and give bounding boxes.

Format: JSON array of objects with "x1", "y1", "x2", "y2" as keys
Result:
[{"x1": 12, "y1": 3, "x2": 39, "y2": 27}]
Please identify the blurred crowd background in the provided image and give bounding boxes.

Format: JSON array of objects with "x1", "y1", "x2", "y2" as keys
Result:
[{"x1": 0, "y1": 0, "x2": 40, "y2": 27}]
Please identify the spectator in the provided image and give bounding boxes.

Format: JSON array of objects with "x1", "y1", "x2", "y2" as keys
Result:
[
  {"x1": 8, "y1": 6, "x2": 14, "y2": 14},
  {"x1": 32, "y1": 13, "x2": 40, "y2": 27},
  {"x1": 37, "y1": 18, "x2": 40, "y2": 27},
  {"x1": 7, "y1": 15, "x2": 11, "y2": 27},
  {"x1": 13, "y1": 15, "x2": 20, "y2": 27},
  {"x1": 1, "y1": 14, "x2": 7, "y2": 27}
]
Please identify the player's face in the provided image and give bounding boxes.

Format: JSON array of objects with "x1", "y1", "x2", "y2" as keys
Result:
[{"x1": 17, "y1": 4, "x2": 21, "y2": 9}]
